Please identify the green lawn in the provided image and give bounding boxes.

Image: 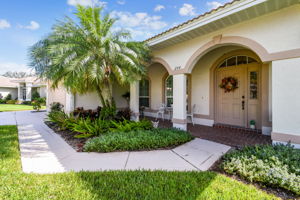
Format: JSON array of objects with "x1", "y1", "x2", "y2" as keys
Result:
[
  {"x1": 0, "y1": 125, "x2": 278, "y2": 200},
  {"x1": 0, "y1": 104, "x2": 46, "y2": 112}
]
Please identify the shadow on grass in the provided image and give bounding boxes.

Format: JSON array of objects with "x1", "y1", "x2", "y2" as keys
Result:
[{"x1": 76, "y1": 170, "x2": 217, "y2": 200}]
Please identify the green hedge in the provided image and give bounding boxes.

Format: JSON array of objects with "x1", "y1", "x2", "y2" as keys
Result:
[
  {"x1": 84, "y1": 128, "x2": 194, "y2": 152},
  {"x1": 221, "y1": 144, "x2": 300, "y2": 195}
]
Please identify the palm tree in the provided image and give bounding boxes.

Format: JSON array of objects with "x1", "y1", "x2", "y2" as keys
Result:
[{"x1": 29, "y1": 6, "x2": 151, "y2": 107}]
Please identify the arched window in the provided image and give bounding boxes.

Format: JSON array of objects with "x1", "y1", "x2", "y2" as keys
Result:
[
  {"x1": 165, "y1": 75, "x2": 173, "y2": 107},
  {"x1": 218, "y1": 56, "x2": 258, "y2": 68},
  {"x1": 139, "y1": 79, "x2": 150, "y2": 108}
]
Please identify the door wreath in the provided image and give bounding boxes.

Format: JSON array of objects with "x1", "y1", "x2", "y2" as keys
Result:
[{"x1": 219, "y1": 77, "x2": 238, "y2": 93}]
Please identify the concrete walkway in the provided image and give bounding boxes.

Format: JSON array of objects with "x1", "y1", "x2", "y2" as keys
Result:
[{"x1": 0, "y1": 111, "x2": 231, "y2": 174}]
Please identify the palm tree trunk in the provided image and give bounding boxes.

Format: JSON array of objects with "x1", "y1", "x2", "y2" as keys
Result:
[
  {"x1": 102, "y1": 80, "x2": 113, "y2": 107},
  {"x1": 96, "y1": 86, "x2": 106, "y2": 107}
]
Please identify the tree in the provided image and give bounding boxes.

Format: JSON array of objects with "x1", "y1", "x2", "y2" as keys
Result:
[
  {"x1": 29, "y1": 6, "x2": 151, "y2": 108},
  {"x1": 2, "y1": 71, "x2": 34, "y2": 78}
]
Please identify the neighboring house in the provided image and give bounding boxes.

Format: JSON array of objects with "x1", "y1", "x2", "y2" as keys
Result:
[
  {"x1": 47, "y1": 0, "x2": 300, "y2": 148},
  {"x1": 0, "y1": 75, "x2": 47, "y2": 101}
]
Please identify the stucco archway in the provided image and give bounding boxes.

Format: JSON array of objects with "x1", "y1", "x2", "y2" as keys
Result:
[{"x1": 184, "y1": 36, "x2": 271, "y2": 74}]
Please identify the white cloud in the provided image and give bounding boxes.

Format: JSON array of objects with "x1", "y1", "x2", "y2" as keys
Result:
[
  {"x1": 179, "y1": 4, "x2": 196, "y2": 16},
  {"x1": 67, "y1": 0, "x2": 107, "y2": 7},
  {"x1": 20, "y1": 21, "x2": 40, "y2": 30},
  {"x1": 0, "y1": 19, "x2": 11, "y2": 29},
  {"x1": 111, "y1": 11, "x2": 168, "y2": 41},
  {"x1": 206, "y1": 1, "x2": 223, "y2": 9},
  {"x1": 111, "y1": 11, "x2": 167, "y2": 30},
  {"x1": 0, "y1": 62, "x2": 33, "y2": 74},
  {"x1": 117, "y1": 0, "x2": 125, "y2": 5},
  {"x1": 154, "y1": 5, "x2": 165, "y2": 12}
]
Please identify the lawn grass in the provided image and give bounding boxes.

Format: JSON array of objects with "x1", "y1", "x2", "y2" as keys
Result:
[
  {"x1": 0, "y1": 125, "x2": 279, "y2": 200},
  {"x1": 0, "y1": 104, "x2": 46, "y2": 112},
  {"x1": 84, "y1": 128, "x2": 194, "y2": 152}
]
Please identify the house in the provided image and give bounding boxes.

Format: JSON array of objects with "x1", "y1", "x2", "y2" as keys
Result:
[
  {"x1": 47, "y1": 0, "x2": 300, "y2": 148},
  {"x1": 0, "y1": 75, "x2": 47, "y2": 101}
]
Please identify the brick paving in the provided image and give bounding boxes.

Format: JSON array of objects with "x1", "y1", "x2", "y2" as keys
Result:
[{"x1": 147, "y1": 117, "x2": 272, "y2": 148}]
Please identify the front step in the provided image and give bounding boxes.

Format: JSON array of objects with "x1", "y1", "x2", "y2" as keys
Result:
[{"x1": 213, "y1": 123, "x2": 262, "y2": 134}]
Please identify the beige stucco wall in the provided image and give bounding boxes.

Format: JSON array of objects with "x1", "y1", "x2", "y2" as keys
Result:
[
  {"x1": 153, "y1": 5, "x2": 300, "y2": 71},
  {"x1": 147, "y1": 63, "x2": 168, "y2": 110},
  {"x1": 0, "y1": 87, "x2": 18, "y2": 100},
  {"x1": 74, "y1": 82, "x2": 129, "y2": 110},
  {"x1": 272, "y1": 58, "x2": 300, "y2": 136},
  {"x1": 47, "y1": 84, "x2": 67, "y2": 109}
]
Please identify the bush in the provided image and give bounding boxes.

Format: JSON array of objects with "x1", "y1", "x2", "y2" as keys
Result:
[
  {"x1": 50, "y1": 102, "x2": 64, "y2": 112},
  {"x1": 221, "y1": 144, "x2": 300, "y2": 195},
  {"x1": 31, "y1": 91, "x2": 40, "y2": 100},
  {"x1": 6, "y1": 100, "x2": 16, "y2": 104},
  {"x1": 72, "y1": 107, "x2": 101, "y2": 120},
  {"x1": 110, "y1": 119, "x2": 153, "y2": 132},
  {"x1": 116, "y1": 108, "x2": 131, "y2": 120},
  {"x1": 0, "y1": 99, "x2": 6, "y2": 104},
  {"x1": 32, "y1": 97, "x2": 46, "y2": 111},
  {"x1": 47, "y1": 111, "x2": 71, "y2": 130},
  {"x1": 21, "y1": 101, "x2": 32, "y2": 105},
  {"x1": 4, "y1": 94, "x2": 12, "y2": 101},
  {"x1": 68, "y1": 117, "x2": 113, "y2": 136},
  {"x1": 84, "y1": 128, "x2": 194, "y2": 152}
]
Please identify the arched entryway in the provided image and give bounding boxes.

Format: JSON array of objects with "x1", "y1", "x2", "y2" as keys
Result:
[{"x1": 213, "y1": 50, "x2": 262, "y2": 128}]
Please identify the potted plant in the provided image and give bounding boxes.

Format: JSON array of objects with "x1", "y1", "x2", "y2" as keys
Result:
[{"x1": 249, "y1": 120, "x2": 256, "y2": 129}]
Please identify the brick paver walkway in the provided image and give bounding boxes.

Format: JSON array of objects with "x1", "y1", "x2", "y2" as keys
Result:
[{"x1": 148, "y1": 118, "x2": 272, "y2": 148}]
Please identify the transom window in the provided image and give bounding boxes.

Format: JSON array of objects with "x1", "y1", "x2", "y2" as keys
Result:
[
  {"x1": 139, "y1": 79, "x2": 150, "y2": 108},
  {"x1": 165, "y1": 75, "x2": 173, "y2": 107},
  {"x1": 219, "y1": 56, "x2": 258, "y2": 68}
]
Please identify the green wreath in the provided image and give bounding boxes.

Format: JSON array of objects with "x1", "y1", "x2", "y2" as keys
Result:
[{"x1": 219, "y1": 76, "x2": 238, "y2": 93}]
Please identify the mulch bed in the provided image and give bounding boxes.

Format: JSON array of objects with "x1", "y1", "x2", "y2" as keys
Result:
[
  {"x1": 45, "y1": 121, "x2": 87, "y2": 152},
  {"x1": 209, "y1": 154, "x2": 299, "y2": 200}
]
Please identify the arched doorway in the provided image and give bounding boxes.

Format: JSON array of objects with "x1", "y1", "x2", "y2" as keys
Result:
[{"x1": 214, "y1": 51, "x2": 262, "y2": 128}]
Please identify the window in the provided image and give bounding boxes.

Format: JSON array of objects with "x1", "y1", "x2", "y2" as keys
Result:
[
  {"x1": 139, "y1": 79, "x2": 150, "y2": 107},
  {"x1": 165, "y1": 76, "x2": 173, "y2": 107},
  {"x1": 249, "y1": 71, "x2": 258, "y2": 99},
  {"x1": 219, "y1": 56, "x2": 258, "y2": 68}
]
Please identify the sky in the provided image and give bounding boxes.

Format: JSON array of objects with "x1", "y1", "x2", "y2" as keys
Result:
[{"x1": 0, "y1": 0, "x2": 230, "y2": 74}]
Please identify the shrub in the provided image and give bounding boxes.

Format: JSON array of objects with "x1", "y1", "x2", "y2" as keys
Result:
[
  {"x1": 21, "y1": 101, "x2": 32, "y2": 105},
  {"x1": 84, "y1": 128, "x2": 194, "y2": 152},
  {"x1": 72, "y1": 107, "x2": 101, "y2": 120},
  {"x1": 32, "y1": 97, "x2": 46, "y2": 111},
  {"x1": 0, "y1": 99, "x2": 6, "y2": 104},
  {"x1": 47, "y1": 111, "x2": 72, "y2": 130},
  {"x1": 221, "y1": 144, "x2": 300, "y2": 195},
  {"x1": 116, "y1": 108, "x2": 131, "y2": 120},
  {"x1": 110, "y1": 119, "x2": 153, "y2": 132},
  {"x1": 100, "y1": 101, "x2": 116, "y2": 120},
  {"x1": 4, "y1": 94, "x2": 12, "y2": 101},
  {"x1": 68, "y1": 117, "x2": 113, "y2": 136},
  {"x1": 0, "y1": 93, "x2": 3, "y2": 100},
  {"x1": 32, "y1": 91, "x2": 40, "y2": 100},
  {"x1": 6, "y1": 99, "x2": 16, "y2": 104},
  {"x1": 50, "y1": 102, "x2": 64, "y2": 112}
]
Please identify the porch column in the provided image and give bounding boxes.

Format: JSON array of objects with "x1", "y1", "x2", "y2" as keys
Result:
[
  {"x1": 271, "y1": 57, "x2": 300, "y2": 148},
  {"x1": 65, "y1": 92, "x2": 75, "y2": 114},
  {"x1": 130, "y1": 81, "x2": 139, "y2": 121},
  {"x1": 26, "y1": 83, "x2": 32, "y2": 101},
  {"x1": 172, "y1": 74, "x2": 187, "y2": 130},
  {"x1": 17, "y1": 84, "x2": 22, "y2": 101}
]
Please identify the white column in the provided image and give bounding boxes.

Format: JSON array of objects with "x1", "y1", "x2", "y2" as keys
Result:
[
  {"x1": 17, "y1": 84, "x2": 22, "y2": 101},
  {"x1": 130, "y1": 81, "x2": 139, "y2": 121},
  {"x1": 26, "y1": 83, "x2": 32, "y2": 101},
  {"x1": 172, "y1": 74, "x2": 187, "y2": 130},
  {"x1": 271, "y1": 58, "x2": 300, "y2": 148},
  {"x1": 65, "y1": 92, "x2": 75, "y2": 114}
]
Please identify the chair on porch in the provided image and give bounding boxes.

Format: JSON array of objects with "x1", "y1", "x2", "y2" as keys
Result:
[
  {"x1": 156, "y1": 104, "x2": 166, "y2": 121},
  {"x1": 187, "y1": 104, "x2": 196, "y2": 125}
]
